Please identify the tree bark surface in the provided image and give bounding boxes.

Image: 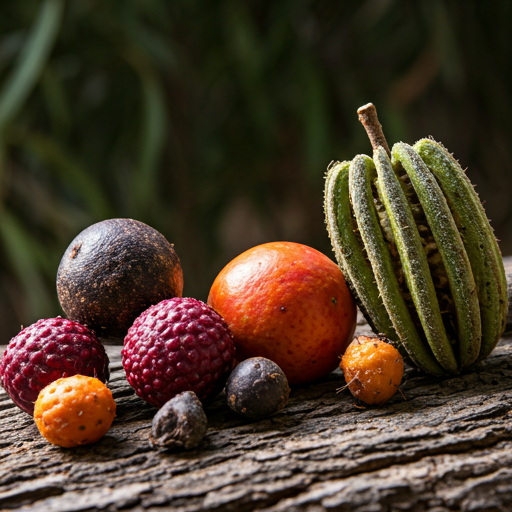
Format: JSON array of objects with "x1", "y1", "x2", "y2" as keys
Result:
[{"x1": 1, "y1": 258, "x2": 512, "y2": 512}]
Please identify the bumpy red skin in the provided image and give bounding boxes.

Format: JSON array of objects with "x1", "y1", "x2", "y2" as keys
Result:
[
  {"x1": 122, "y1": 297, "x2": 235, "y2": 408},
  {"x1": 0, "y1": 317, "x2": 109, "y2": 415},
  {"x1": 207, "y1": 242, "x2": 357, "y2": 385}
]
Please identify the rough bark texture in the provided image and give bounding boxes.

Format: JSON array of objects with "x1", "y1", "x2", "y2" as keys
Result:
[{"x1": 1, "y1": 257, "x2": 512, "y2": 512}]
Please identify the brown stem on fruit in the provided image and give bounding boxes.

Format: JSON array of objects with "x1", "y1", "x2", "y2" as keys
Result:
[{"x1": 357, "y1": 103, "x2": 391, "y2": 158}]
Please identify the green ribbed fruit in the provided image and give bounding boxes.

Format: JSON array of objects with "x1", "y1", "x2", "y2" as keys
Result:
[{"x1": 324, "y1": 104, "x2": 507, "y2": 375}]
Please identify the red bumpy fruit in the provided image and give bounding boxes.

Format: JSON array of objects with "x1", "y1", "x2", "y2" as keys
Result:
[
  {"x1": 122, "y1": 297, "x2": 235, "y2": 408},
  {"x1": 0, "y1": 317, "x2": 109, "y2": 415}
]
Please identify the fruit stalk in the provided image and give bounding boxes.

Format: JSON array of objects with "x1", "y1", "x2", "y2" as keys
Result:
[{"x1": 357, "y1": 103, "x2": 391, "y2": 157}]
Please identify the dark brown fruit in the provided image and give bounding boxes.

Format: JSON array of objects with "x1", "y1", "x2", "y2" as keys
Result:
[
  {"x1": 225, "y1": 357, "x2": 290, "y2": 421},
  {"x1": 149, "y1": 391, "x2": 207, "y2": 451},
  {"x1": 57, "y1": 218, "x2": 183, "y2": 340}
]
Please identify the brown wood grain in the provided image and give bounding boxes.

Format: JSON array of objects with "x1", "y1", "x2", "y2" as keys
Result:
[
  {"x1": 504, "y1": 255, "x2": 512, "y2": 334},
  {"x1": 0, "y1": 311, "x2": 511, "y2": 511}
]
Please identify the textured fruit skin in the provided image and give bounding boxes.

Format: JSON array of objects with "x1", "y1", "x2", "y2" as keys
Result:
[
  {"x1": 0, "y1": 317, "x2": 110, "y2": 415},
  {"x1": 324, "y1": 159, "x2": 398, "y2": 342},
  {"x1": 414, "y1": 139, "x2": 508, "y2": 363},
  {"x1": 207, "y1": 242, "x2": 357, "y2": 385},
  {"x1": 57, "y1": 218, "x2": 184, "y2": 340},
  {"x1": 340, "y1": 336, "x2": 403, "y2": 405},
  {"x1": 325, "y1": 138, "x2": 507, "y2": 375},
  {"x1": 225, "y1": 357, "x2": 290, "y2": 421},
  {"x1": 150, "y1": 391, "x2": 207, "y2": 450},
  {"x1": 122, "y1": 297, "x2": 235, "y2": 408},
  {"x1": 34, "y1": 375, "x2": 116, "y2": 448}
]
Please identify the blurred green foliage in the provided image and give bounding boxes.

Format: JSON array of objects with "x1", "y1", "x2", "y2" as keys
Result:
[{"x1": 0, "y1": 0, "x2": 511, "y2": 341}]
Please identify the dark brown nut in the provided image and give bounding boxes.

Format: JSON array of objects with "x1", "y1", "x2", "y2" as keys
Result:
[
  {"x1": 225, "y1": 357, "x2": 290, "y2": 421},
  {"x1": 149, "y1": 391, "x2": 207, "y2": 450}
]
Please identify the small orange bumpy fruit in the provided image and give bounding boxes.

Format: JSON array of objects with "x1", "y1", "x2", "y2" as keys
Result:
[
  {"x1": 340, "y1": 335, "x2": 403, "y2": 405},
  {"x1": 34, "y1": 375, "x2": 116, "y2": 448}
]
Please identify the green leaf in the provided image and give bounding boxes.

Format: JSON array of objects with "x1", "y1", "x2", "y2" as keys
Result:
[
  {"x1": 0, "y1": 209, "x2": 54, "y2": 320},
  {"x1": 135, "y1": 69, "x2": 167, "y2": 213},
  {"x1": 23, "y1": 133, "x2": 113, "y2": 220},
  {"x1": 0, "y1": 0, "x2": 64, "y2": 133}
]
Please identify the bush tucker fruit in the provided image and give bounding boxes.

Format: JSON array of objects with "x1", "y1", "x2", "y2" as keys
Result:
[
  {"x1": 225, "y1": 357, "x2": 290, "y2": 421},
  {"x1": 150, "y1": 391, "x2": 207, "y2": 450},
  {"x1": 57, "y1": 218, "x2": 184, "y2": 340},
  {"x1": 207, "y1": 242, "x2": 357, "y2": 385},
  {"x1": 0, "y1": 317, "x2": 109, "y2": 415},
  {"x1": 340, "y1": 336, "x2": 403, "y2": 405},
  {"x1": 324, "y1": 103, "x2": 508, "y2": 375},
  {"x1": 34, "y1": 375, "x2": 116, "y2": 448},
  {"x1": 122, "y1": 297, "x2": 235, "y2": 407}
]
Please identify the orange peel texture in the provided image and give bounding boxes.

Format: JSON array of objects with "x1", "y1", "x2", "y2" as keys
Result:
[
  {"x1": 34, "y1": 375, "x2": 116, "y2": 448},
  {"x1": 340, "y1": 336, "x2": 404, "y2": 405}
]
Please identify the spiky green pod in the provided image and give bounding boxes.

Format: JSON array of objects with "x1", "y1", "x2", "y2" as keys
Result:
[
  {"x1": 324, "y1": 159, "x2": 397, "y2": 339},
  {"x1": 324, "y1": 104, "x2": 507, "y2": 375},
  {"x1": 414, "y1": 139, "x2": 508, "y2": 362}
]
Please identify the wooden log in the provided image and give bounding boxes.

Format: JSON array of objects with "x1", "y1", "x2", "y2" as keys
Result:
[
  {"x1": 505, "y1": 256, "x2": 512, "y2": 334},
  {"x1": 0, "y1": 307, "x2": 512, "y2": 511},
  {"x1": 0, "y1": 256, "x2": 510, "y2": 510}
]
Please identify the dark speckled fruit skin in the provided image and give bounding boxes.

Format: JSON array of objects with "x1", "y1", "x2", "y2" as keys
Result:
[
  {"x1": 122, "y1": 297, "x2": 235, "y2": 408},
  {"x1": 57, "y1": 218, "x2": 184, "y2": 340},
  {"x1": 225, "y1": 357, "x2": 290, "y2": 421},
  {"x1": 0, "y1": 317, "x2": 109, "y2": 415},
  {"x1": 150, "y1": 391, "x2": 207, "y2": 450}
]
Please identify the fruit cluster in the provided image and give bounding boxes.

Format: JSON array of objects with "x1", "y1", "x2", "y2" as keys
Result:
[
  {"x1": 1, "y1": 100, "x2": 505, "y2": 449},
  {"x1": 2, "y1": 219, "x2": 359, "y2": 448},
  {"x1": 0, "y1": 317, "x2": 109, "y2": 415}
]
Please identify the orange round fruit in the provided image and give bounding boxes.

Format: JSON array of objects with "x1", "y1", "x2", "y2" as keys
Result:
[
  {"x1": 207, "y1": 242, "x2": 356, "y2": 385},
  {"x1": 340, "y1": 335, "x2": 404, "y2": 405},
  {"x1": 34, "y1": 375, "x2": 116, "y2": 448}
]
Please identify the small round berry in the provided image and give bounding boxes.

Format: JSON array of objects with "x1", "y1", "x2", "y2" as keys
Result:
[
  {"x1": 150, "y1": 391, "x2": 207, "y2": 451},
  {"x1": 34, "y1": 375, "x2": 116, "y2": 448},
  {"x1": 122, "y1": 297, "x2": 235, "y2": 407},
  {"x1": 340, "y1": 336, "x2": 404, "y2": 405},
  {"x1": 225, "y1": 357, "x2": 290, "y2": 421},
  {"x1": 0, "y1": 317, "x2": 109, "y2": 415}
]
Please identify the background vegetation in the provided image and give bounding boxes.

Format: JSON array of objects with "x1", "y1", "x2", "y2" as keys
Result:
[{"x1": 1, "y1": 0, "x2": 511, "y2": 341}]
